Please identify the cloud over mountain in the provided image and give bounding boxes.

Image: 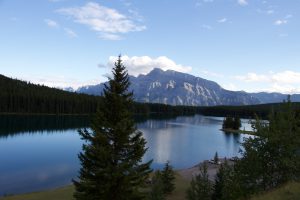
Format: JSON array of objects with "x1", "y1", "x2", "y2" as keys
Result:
[{"x1": 107, "y1": 55, "x2": 192, "y2": 76}]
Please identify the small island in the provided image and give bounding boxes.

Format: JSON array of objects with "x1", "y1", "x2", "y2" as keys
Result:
[{"x1": 221, "y1": 116, "x2": 254, "y2": 135}]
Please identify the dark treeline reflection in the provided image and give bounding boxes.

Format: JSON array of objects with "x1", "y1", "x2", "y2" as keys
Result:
[
  {"x1": 0, "y1": 115, "x2": 91, "y2": 137},
  {"x1": 0, "y1": 113, "x2": 196, "y2": 138}
]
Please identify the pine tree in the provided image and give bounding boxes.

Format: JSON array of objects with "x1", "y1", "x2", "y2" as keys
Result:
[
  {"x1": 161, "y1": 161, "x2": 175, "y2": 194},
  {"x1": 214, "y1": 152, "x2": 219, "y2": 164},
  {"x1": 212, "y1": 160, "x2": 234, "y2": 200},
  {"x1": 73, "y1": 55, "x2": 152, "y2": 200},
  {"x1": 233, "y1": 117, "x2": 241, "y2": 130},
  {"x1": 186, "y1": 163, "x2": 212, "y2": 200},
  {"x1": 147, "y1": 171, "x2": 165, "y2": 200}
]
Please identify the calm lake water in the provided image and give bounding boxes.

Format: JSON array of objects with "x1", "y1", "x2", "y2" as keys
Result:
[{"x1": 0, "y1": 114, "x2": 251, "y2": 196}]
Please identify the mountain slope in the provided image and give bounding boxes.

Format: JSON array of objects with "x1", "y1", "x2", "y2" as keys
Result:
[
  {"x1": 250, "y1": 92, "x2": 300, "y2": 104},
  {"x1": 77, "y1": 68, "x2": 260, "y2": 106}
]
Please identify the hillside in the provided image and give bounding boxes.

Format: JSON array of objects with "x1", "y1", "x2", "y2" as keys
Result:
[{"x1": 0, "y1": 74, "x2": 99, "y2": 114}]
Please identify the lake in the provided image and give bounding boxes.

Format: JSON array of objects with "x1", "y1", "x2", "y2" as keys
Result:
[{"x1": 0, "y1": 114, "x2": 251, "y2": 196}]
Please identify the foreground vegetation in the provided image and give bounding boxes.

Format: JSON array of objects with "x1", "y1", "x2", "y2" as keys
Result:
[
  {"x1": 1, "y1": 179, "x2": 299, "y2": 200},
  {"x1": 251, "y1": 182, "x2": 300, "y2": 200}
]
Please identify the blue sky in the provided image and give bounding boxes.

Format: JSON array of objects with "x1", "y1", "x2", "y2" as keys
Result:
[{"x1": 0, "y1": 0, "x2": 299, "y2": 93}]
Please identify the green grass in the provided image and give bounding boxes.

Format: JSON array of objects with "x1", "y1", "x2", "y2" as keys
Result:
[
  {"x1": 0, "y1": 174, "x2": 189, "y2": 200},
  {"x1": 166, "y1": 173, "x2": 190, "y2": 200},
  {"x1": 0, "y1": 186, "x2": 75, "y2": 200},
  {"x1": 251, "y1": 182, "x2": 300, "y2": 200},
  {"x1": 1, "y1": 178, "x2": 299, "y2": 200}
]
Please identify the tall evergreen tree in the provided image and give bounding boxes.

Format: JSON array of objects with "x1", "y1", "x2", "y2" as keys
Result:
[
  {"x1": 147, "y1": 171, "x2": 165, "y2": 200},
  {"x1": 212, "y1": 160, "x2": 234, "y2": 200},
  {"x1": 186, "y1": 163, "x2": 213, "y2": 200},
  {"x1": 214, "y1": 152, "x2": 219, "y2": 164},
  {"x1": 161, "y1": 161, "x2": 176, "y2": 194},
  {"x1": 73, "y1": 56, "x2": 152, "y2": 200}
]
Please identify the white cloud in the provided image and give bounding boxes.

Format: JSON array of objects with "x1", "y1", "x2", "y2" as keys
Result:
[
  {"x1": 64, "y1": 28, "x2": 78, "y2": 38},
  {"x1": 200, "y1": 70, "x2": 224, "y2": 78},
  {"x1": 201, "y1": 24, "x2": 213, "y2": 30},
  {"x1": 44, "y1": 19, "x2": 59, "y2": 28},
  {"x1": 285, "y1": 14, "x2": 293, "y2": 19},
  {"x1": 274, "y1": 19, "x2": 288, "y2": 25},
  {"x1": 259, "y1": 83, "x2": 300, "y2": 94},
  {"x1": 271, "y1": 71, "x2": 300, "y2": 84},
  {"x1": 107, "y1": 55, "x2": 192, "y2": 76},
  {"x1": 222, "y1": 83, "x2": 238, "y2": 91},
  {"x1": 279, "y1": 33, "x2": 288, "y2": 37},
  {"x1": 99, "y1": 33, "x2": 122, "y2": 40},
  {"x1": 235, "y1": 73, "x2": 269, "y2": 82},
  {"x1": 235, "y1": 71, "x2": 300, "y2": 94},
  {"x1": 16, "y1": 75, "x2": 102, "y2": 90},
  {"x1": 57, "y1": 2, "x2": 146, "y2": 40},
  {"x1": 217, "y1": 18, "x2": 227, "y2": 23},
  {"x1": 237, "y1": 0, "x2": 248, "y2": 6}
]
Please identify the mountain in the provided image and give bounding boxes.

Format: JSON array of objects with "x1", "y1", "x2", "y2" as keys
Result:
[
  {"x1": 250, "y1": 92, "x2": 300, "y2": 104},
  {"x1": 77, "y1": 68, "x2": 260, "y2": 106}
]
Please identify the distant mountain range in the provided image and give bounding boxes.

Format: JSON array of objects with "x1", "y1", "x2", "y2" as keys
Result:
[
  {"x1": 76, "y1": 68, "x2": 300, "y2": 106},
  {"x1": 250, "y1": 92, "x2": 300, "y2": 104}
]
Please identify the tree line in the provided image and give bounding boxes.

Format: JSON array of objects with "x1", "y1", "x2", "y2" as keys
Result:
[{"x1": 0, "y1": 74, "x2": 99, "y2": 114}]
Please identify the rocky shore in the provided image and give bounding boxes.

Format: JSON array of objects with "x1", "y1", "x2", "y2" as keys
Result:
[{"x1": 178, "y1": 158, "x2": 236, "y2": 181}]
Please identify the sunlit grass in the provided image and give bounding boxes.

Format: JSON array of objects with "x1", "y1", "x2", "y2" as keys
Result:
[
  {"x1": 1, "y1": 178, "x2": 299, "y2": 200},
  {"x1": 251, "y1": 182, "x2": 300, "y2": 200}
]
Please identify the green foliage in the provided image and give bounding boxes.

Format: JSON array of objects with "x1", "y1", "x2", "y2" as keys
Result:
[
  {"x1": 198, "y1": 102, "x2": 300, "y2": 119},
  {"x1": 231, "y1": 98, "x2": 300, "y2": 198},
  {"x1": 186, "y1": 163, "x2": 213, "y2": 200},
  {"x1": 222, "y1": 116, "x2": 241, "y2": 130},
  {"x1": 212, "y1": 160, "x2": 237, "y2": 200},
  {"x1": 161, "y1": 161, "x2": 176, "y2": 194},
  {"x1": 147, "y1": 171, "x2": 165, "y2": 200},
  {"x1": 214, "y1": 152, "x2": 219, "y2": 164},
  {"x1": 0, "y1": 74, "x2": 99, "y2": 114},
  {"x1": 73, "y1": 56, "x2": 152, "y2": 200}
]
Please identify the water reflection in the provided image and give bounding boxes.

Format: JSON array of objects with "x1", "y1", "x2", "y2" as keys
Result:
[
  {"x1": 0, "y1": 115, "x2": 90, "y2": 137},
  {"x1": 0, "y1": 114, "x2": 251, "y2": 196},
  {"x1": 139, "y1": 115, "x2": 249, "y2": 169}
]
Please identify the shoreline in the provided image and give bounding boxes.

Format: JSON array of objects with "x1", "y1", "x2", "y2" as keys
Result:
[
  {"x1": 0, "y1": 157, "x2": 235, "y2": 198},
  {"x1": 178, "y1": 157, "x2": 236, "y2": 181},
  {"x1": 220, "y1": 128, "x2": 255, "y2": 135}
]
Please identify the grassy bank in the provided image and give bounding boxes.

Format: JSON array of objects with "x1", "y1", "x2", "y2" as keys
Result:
[
  {"x1": 251, "y1": 182, "x2": 300, "y2": 200},
  {"x1": 0, "y1": 186, "x2": 75, "y2": 200},
  {"x1": 1, "y1": 178, "x2": 299, "y2": 200}
]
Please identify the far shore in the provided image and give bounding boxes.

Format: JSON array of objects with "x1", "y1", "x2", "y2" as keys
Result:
[{"x1": 220, "y1": 128, "x2": 256, "y2": 135}]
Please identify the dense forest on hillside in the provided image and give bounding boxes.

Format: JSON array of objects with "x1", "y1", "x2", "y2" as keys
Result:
[
  {"x1": 1, "y1": 74, "x2": 300, "y2": 117},
  {"x1": 0, "y1": 75, "x2": 99, "y2": 114},
  {"x1": 197, "y1": 103, "x2": 300, "y2": 119},
  {"x1": 0, "y1": 74, "x2": 202, "y2": 115}
]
